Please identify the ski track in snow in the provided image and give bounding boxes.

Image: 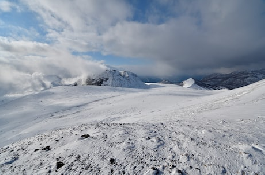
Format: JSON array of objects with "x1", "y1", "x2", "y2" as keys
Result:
[{"x1": 0, "y1": 81, "x2": 265, "y2": 174}]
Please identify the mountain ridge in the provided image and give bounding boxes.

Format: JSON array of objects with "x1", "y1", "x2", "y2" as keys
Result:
[{"x1": 195, "y1": 69, "x2": 265, "y2": 90}]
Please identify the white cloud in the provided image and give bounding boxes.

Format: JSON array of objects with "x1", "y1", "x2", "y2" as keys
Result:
[
  {"x1": 102, "y1": 0, "x2": 265, "y2": 75},
  {"x1": 21, "y1": 0, "x2": 132, "y2": 51},
  {"x1": 0, "y1": 37, "x2": 106, "y2": 95},
  {"x1": 0, "y1": 37, "x2": 106, "y2": 77},
  {"x1": 0, "y1": 1, "x2": 19, "y2": 12},
  {"x1": 0, "y1": 1, "x2": 14, "y2": 12},
  {"x1": 22, "y1": 0, "x2": 132, "y2": 30},
  {"x1": 0, "y1": 37, "x2": 53, "y2": 55}
]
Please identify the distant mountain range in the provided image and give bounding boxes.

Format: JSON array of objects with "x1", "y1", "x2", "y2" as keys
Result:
[
  {"x1": 139, "y1": 76, "x2": 163, "y2": 83},
  {"x1": 195, "y1": 69, "x2": 265, "y2": 90},
  {"x1": 45, "y1": 68, "x2": 265, "y2": 90},
  {"x1": 96, "y1": 69, "x2": 265, "y2": 90}
]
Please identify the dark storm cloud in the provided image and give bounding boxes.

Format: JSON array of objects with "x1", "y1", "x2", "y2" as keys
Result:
[{"x1": 103, "y1": 0, "x2": 265, "y2": 75}]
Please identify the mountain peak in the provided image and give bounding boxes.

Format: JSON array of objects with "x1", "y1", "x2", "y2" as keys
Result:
[{"x1": 85, "y1": 70, "x2": 148, "y2": 89}]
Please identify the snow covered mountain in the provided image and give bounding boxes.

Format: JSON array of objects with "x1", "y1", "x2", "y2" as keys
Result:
[
  {"x1": 196, "y1": 69, "x2": 265, "y2": 90},
  {"x1": 84, "y1": 70, "x2": 148, "y2": 89}
]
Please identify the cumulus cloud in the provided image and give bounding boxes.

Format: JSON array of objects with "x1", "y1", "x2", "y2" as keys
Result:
[
  {"x1": 20, "y1": 0, "x2": 132, "y2": 52},
  {"x1": 0, "y1": 1, "x2": 18, "y2": 12},
  {"x1": 0, "y1": 37, "x2": 106, "y2": 95}
]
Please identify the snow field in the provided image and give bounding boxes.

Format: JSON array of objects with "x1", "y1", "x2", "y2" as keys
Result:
[
  {"x1": 0, "y1": 80, "x2": 265, "y2": 174},
  {"x1": 1, "y1": 118, "x2": 264, "y2": 174}
]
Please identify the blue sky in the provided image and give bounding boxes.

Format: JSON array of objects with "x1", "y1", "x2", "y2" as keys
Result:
[{"x1": 1, "y1": 0, "x2": 265, "y2": 78}]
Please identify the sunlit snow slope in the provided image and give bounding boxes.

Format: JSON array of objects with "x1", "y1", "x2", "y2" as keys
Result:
[{"x1": 0, "y1": 80, "x2": 265, "y2": 174}]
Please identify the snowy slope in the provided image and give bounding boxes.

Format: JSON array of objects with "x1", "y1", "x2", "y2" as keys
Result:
[{"x1": 0, "y1": 81, "x2": 265, "y2": 174}]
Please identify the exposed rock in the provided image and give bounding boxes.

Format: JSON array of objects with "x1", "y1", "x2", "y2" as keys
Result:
[
  {"x1": 56, "y1": 161, "x2": 64, "y2": 169},
  {"x1": 42, "y1": 146, "x2": 51, "y2": 151},
  {"x1": 109, "y1": 158, "x2": 116, "y2": 165},
  {"x1": 80, "y1": 134, "x2": 90, "y2": 138}
]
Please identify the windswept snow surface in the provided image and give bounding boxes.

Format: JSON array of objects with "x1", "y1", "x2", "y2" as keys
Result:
[{"x1": 0, "y1": 80, "x2": 265, "y2": 174}]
